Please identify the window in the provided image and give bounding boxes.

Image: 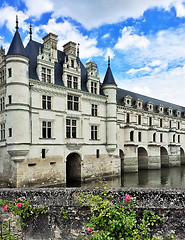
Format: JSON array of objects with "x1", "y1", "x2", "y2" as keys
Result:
[
  {"x1": 73, "y1": 77, "x2": 78, "y2": 89},
  {"x1": 92, "y1": 104, "x2": 97, "y2": 116},
  {"x1": 8, "y1": 68, "x2": 12, "y2": 78},
  {"x1": 91, "y1": 125, "x2": 98, "y2": 140},
  {"x1": 130, "y1": 131, "x2": 134, "y2": 141},
  {"x1": 178, "y1": 135, "x2": 180, "y2": 143},
  {"x1": 160, "y1": 133, "x2": 163, "y2": 142},
  {"x1": 71, "y1": 59, "x2": 74, "y2": 68},
  {"x1": 67, "y1": 95, "x2": 79, "y2": 111},
  {"x1": 8, "y1": 95, "x2": 12, "y2": 104},
  {"x1": 138, "y1": 115, "x2": 141, "y2": 125},
  {"x1": 42, "y1": 67, "x2": 51, "y2": 83},
  {"x1": 42, "y1": 121, "x2": 51, "y2": 138},
  {"x1": 8, "y1": 128, "x2": 12, "y2": 137},
  {"x1": 138, "y1": 132, "x2": 141, "y2": 142},
  {"x1": 0, "y1": 123, "x2": 5, "y2": 140},
  {"x1": 66, "y1": 119, "x2": 76, "y2": 138},
  {"x1": 42, "y1": 95, "x2": 51, "y2": 110},
  {"x1": 67, "y1": 75, "x2": 72, "y2": 88},
  {"x1": 126, "y1": 113, "x2": 130, "y2": 123},
  {"x1": 153, "y1": 133, "x2": 156, "y2": 142},
  {"x1": 67, "y1": 75, "x2": 78, "y2": 89},
  {"x1": 149, "y1": 117, "x2": 152, "y2": 126},
  {"x1": 169, "y1": 120, "x2": 172, "y2": 128},
  {"x1": 0, "y1": 97, "x2": 5, "y2": 111},
  {"x1": 177, "y1": 122, "x2": 180, "y2": 130},
  {"x1": 0, "y1": 69, "x2": 5, "y2": 83},
  {"x1": 96, "y1": 149, "x2": 100, "y2": 158},
  {"x1": 160, "y1": 119, "x2": 163, "y2": 128},
  {"x1": 42, "y1": 149, "x2": 46, "y2": 159},
  {"x1": 173, "y1": 134, "x2": 175, "y2": 143},
  {"x1": 91, "y1": 82, "x2": 97, "y2": 94}
]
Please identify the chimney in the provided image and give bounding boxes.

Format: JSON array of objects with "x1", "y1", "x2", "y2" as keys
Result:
[{"x1": 42, "y1": 33, "x2": 58, "y2": 61}]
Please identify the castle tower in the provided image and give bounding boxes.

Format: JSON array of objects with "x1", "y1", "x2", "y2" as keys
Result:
[
  {"x1": 6, "y1": 16, "x2": 30, "y2": 186},
  {"x1": 102, "y1": 57, "x2": 117, "y2": 153}
]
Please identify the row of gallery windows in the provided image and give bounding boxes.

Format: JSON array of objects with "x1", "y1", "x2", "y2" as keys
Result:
[
  {"x1": 126, "y1": 113, "x2": 181, "y2": 129},
  {"x1": 129, "y1": 131, "x2": 181, "y2": 143}
]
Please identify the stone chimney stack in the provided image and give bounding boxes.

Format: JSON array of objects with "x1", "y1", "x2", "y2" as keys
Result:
[{"x1": 43, "y1": 33, "x2": 58, "y2": 61}]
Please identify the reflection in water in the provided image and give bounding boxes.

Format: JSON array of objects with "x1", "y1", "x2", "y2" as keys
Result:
[
  {"x1": 1, "y1": 166, "x2": 185, "y2": 188},
  {"x1": 80, "y1": 165, "x2": 185, "y2": 189}
]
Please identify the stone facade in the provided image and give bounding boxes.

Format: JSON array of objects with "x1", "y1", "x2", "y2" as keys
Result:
[{"x1": 0, "y1": 22, "x2": 185, "y2": 187}]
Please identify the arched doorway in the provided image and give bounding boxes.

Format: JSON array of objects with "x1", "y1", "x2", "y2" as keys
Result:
[
  {"x1": 180, "y1": 148, "x2": 185, "y2": 165},
  {"x1": 119, "y1": 149, "x2": 124, "y2": 173},
  {"x1": 138, "y1": 147, "x2": 148, "y2": 170},
  {"x1": 66, "y1": 153, "x2": 81, "y2": 186},
  {"x1": 160, "y1": 147, "x2": 169, "y2": 167}
]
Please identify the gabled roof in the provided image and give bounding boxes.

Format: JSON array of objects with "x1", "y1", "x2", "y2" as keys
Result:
[
  {"x1": 7, "y1": 30, "x2": 27, "y2": 58},
  {"x1": 102, "y1": 60, "x2": 117, "y2": 86}
]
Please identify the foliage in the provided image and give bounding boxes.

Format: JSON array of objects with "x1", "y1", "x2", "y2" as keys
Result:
[
  {"x1": 0, "y1": 198, "x2": 47, "y2": 227},
  {"x1": 0, "y1": 221, "x2": 16, "y2": 240},
  {"x1": 75, "y1": 179, "x2": 167, "y2": 240},
  {"x1": 60, "y1": 207, "x2": 69, "y2": 220}
]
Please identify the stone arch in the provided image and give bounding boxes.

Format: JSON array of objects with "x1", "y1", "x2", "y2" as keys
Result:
[
  {"x1": 160, "y1": 147, "x2": 169, "y2": 167},
  {"x1": 66, "y1": 152, "x2": 81, "y2": 186},
  {"x1": 119, "y1": 149, "x2": 124, "y2": 173},
  {"x1": 180, "y1": 147, "x2": 185, "y2": 165},
  {"x1": 138, "y1": 147, "x2": 148, "y2": 170}
]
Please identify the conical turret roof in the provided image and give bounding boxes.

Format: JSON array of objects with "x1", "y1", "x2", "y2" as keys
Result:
[
  {"x1": 102, "y1": 57, "x2": 117, "y2": 86},
  {"x1": 7, "y1": 17, "x2": 27, "y2": 58}
]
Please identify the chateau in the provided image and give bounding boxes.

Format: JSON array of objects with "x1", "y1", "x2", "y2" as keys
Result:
[{"x1": 1, "y1": 18, "x2": 185, "y2": 187}]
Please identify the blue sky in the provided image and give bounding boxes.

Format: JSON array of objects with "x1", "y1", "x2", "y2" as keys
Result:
[{"x1": 1, "y1": 0, "x2": 185, "y2": 106}]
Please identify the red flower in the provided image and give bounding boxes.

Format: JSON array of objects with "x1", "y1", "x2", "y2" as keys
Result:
[
  {"x1": 87, "y1": 227, "x2": 93, "y2": 232},
  {"x1": 125, "y1": 195, "x2": 130, "y2": 201},
  {"x1": 17, "y1": 203, "x2": 21, "y2": 208},
  {"x1": 4, "y1": 205, "x2": 8, "y2": 210}
]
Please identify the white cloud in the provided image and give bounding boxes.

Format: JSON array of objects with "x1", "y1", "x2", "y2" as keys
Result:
[
  {"x1": 21, "y1": 0, "x2": 185, "y2": 29},
  {"x1": 102, "y1": 33, "x2": 110, "y2": 39},
  {"x1": 0, "y1": 36, "x2": 10, "y2": 53},
  {"x1": 118, "y1": 64, "x2": 185, "y2": 106},
  {"x1": 0, "y1": 5, "x2": 28, "y2": 33},
  {"x1": 23, "y1": 0, "x2": 53, "y2": 18},
  {"x1": 104, "y1": 47, "x2": 115, "y2": 61},
  {"x1": 127, "y1": 66, "x2": 151, "y2": 74},
  {"x1": 26, "y1": 18, "x2": 102, "y2": 59},
  {"x1": 115, "y1": 27, "x2": 150, "y2": 50}
]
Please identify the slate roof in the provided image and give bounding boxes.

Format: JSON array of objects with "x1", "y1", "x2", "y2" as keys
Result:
[
  {"x1": 24, "y1": 38, "x2": 185, "y2": 115},
  {"x1": 117, "y1": 88, "x2": 185, "y2": 115},
  {"x1": 7, "y1": 30, "x2": 27, "y2": 58},
  {"x1": 102, "y1": 65, "x2": 117, "y2": 86}
]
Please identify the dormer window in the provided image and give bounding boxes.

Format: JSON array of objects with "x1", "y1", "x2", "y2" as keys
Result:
[
  {"x1": 136, "y1": 99, "x2": 143, "y2": 109},
  {"x1": 147, "y1": 102, "x2": 154, "y2": 112},
  {"x1": 124, "y1": 95, "x2": 132, "y2": 107},
  {"x1": 71, "y1": 59, "x2": 74, "y2": 68},
  {"x1": 42, "y1": 67, "x2": 51, "y2": 83},
  {"x1": 67, "y1": 75, "x2": 78, "y2": 89},
  {"x1": 158, "y1": 105, "x2": 164, "y2": 114},
  {"x1": 91, "y1": 82, "x2": 97, "y2": 94},
  {"x1": 176, "y1": 109, "x2": 181, "y2": 118},
  {"x1": 167, "y1": 107, "x2": 173, "y2": 116}
]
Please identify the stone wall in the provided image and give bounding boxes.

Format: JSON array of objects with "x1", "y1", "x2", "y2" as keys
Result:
[{"x1": 0, "y1": 188, "x2": 185, "y2": 239}]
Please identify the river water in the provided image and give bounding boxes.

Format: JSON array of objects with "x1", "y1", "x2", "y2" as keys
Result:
[
  {"x1": 77, "y1": 165, "x2": 185, "y2": 189},
  {"x1": 1, "y1": 166, "x2": 185, "y2": 188}
]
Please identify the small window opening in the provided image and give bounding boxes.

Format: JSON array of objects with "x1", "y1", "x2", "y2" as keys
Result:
[
  {"x1": 8, "y1": 95, "x2": 12, "y2": 104},
  {"x1": 8, "y1": 128, "x2": 12, "y2": 137},
  {"x1": 8, "y1": 68, "x2": 12, "y2": 78},
  {"x1": 42, "y1": 149, "x2": 46, "y2": 159},
  {"x1": 96, "y1": 149, "x2": 99, "y2": 158}
]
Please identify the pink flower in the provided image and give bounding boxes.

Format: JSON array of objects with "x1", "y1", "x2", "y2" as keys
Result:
[
  {"x1": 125, "y1": 195, "x2": 130, "y2": 202},
  {"x1": 4, "y1": 205, "x2": 8, "y2": 210},
  {"x1": 87, "y1": 227, "x2": 92, "y2": 232},
  {"x1": 17, "y1": 203, "x2": 21, "y2": 208}
]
